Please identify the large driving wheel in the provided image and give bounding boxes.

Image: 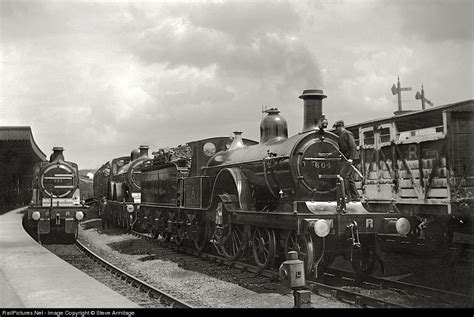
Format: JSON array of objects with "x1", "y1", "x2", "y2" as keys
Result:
[
  {"x1": 213, "y1": 198, "x2": 246, "y2": 260},
  {"x1": 284, "y1": 231, "x2": 314, "y2": 276},
  {"x1": 221, "y1": 223, "x2": 247, "y2": 260},
  {"x1": 252, "y1": 227, "x2": 276, "y2": 269}
]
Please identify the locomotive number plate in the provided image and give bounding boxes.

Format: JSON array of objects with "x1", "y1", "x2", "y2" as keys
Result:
[{"x1": 312, "y1": 162, "x2": 331, "y2": 169}]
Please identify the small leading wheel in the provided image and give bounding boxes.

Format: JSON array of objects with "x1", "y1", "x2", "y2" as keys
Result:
[
  {"x1": 350, "y1": 244, "x2": 378, "y2": 278},
  {"x1": 284, "y1": 231, "x2": 314, "y2": 276},
  {"x1": 252, "y1": 227, "x2": 276, "y2": 269}
]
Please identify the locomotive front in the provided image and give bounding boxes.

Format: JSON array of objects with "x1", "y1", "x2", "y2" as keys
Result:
[
  {"x1": 104, "y1": 145, "x2": 149, "y2": 230},
  {"x1": 27, "y1": 147, "x2": 85, "y2": 240}
]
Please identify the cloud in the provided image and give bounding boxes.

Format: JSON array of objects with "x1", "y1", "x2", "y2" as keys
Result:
[
  {"x1": 397, "y1": 0, "x2": 473, "y2": 43},
  {"x1": 0, "y1": 0, "x2": 471, "y2": 169},
  {"x1": 130, "y1": 1, "x2": 320, "y2": 86}
]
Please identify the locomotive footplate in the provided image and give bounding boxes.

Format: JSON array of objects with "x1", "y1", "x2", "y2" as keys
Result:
[{"x1": 230, "y1": 201, "x2": 403, "y2": 237}]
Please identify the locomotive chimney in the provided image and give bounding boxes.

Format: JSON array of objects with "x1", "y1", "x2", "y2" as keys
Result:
[
  {"x1": 50, "y1": 147, "x2": 65, "y2": 162},
  {"x1": 299, "y1": 89, "x2": 327, "y2": 132},
  {"x1": 139, "y1": 145, "x2": 149, "y2": 158},
  {"x1": 229, "y1": 131, "x2": 245, "y2": 150}
]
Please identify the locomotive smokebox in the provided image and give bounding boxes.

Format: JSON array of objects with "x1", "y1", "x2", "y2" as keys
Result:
[{"x1": 299, "y1": 89, "x2": 327, "y2": 132}]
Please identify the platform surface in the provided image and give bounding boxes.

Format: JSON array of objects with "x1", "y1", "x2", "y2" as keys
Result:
[{"x1": 0, "y1": 207, "x2": 140, "y2": 308}]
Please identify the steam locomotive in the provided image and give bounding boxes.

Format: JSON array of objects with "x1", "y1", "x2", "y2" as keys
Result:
[
  {"x1": 98, "y1": 146, "x2": 150, "y2": 230},
  {"x1": 26, "y1": 147, "x2": 86, "y2": 243},
  {"x1": 127, "y1": 88, "x2": 410, "y2": 278}
]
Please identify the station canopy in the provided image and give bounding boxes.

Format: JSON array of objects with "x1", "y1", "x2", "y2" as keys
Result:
[{"x1": 0, "y1": 126, "x2": 46, "y2": 208}]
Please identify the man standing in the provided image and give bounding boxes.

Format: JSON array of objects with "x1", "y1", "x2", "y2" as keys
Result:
[{"x1": 332, "y1": 120, "x2": 360, "y2": 202}]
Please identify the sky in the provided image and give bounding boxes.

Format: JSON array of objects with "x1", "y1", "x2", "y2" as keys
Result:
[{"x1": 1, "y1": 0, "x2": 473, "y2": 170}]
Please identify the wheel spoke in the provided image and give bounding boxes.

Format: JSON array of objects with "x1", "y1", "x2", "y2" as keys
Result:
[{"x1": 252, "y1": 227, "x2": 276, "y2": 269}]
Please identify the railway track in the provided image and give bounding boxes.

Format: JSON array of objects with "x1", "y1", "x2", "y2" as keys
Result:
[
  {"x1": 43, "y1": 241, "x2": 194, "y2": 308},
  {"x1": 128, "y1": 229, "x2": 470, "y2": 308}
]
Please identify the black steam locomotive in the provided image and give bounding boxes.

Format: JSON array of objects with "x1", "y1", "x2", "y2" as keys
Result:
[
  {"x1": 129, "y1": 89, "x2": 410, "y2": 277},
  {"x1": 98, "y1": 146, "x2": 150, "y2": 230},
  {"x1": 26, "y1": 147, "x2": 86, "y2": 243}
]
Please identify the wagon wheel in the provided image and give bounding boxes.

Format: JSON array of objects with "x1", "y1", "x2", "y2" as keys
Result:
[
  {"x1": 194, "y1": 219, "x2": 210, "y2": 252},
  {"x1": 252, "y1": 226, "x2": 276, "y2": 269},
  {"x1": 350, "y1": 244, "x2": 378, "y2": 278},
  {"x1": 284, "y1": 231, "x2": 314, "y2": 276},
  {"x1": 221, "y1": 223, "x2": 247, "y2": 261}
]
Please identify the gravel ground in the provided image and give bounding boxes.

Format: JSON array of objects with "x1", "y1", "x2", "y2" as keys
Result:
[{"x1": 78, "y1": 216, "x2": 352, "y2": 309}]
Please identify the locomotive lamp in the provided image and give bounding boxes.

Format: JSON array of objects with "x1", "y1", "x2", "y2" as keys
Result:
[
  {"x1": 75, "y1": 211, "x2": 84, "y2": 221},
  {"x1": 313, "y1": 219, "x2": 331, "y2": 238},
  {"x1": 318, "y1": 114, "x2": 328, "y2": 130},
  {"x1": 126, "y1": 204, "x2": 134, "y2": 213},
  {"x1": 279, "y1": 251, "x2": 306, "y2": 288},
  {"x1": 32, "y1": 211, "x2": 41, "y2": 221},
  {"x1": 395, "y1": 217, "x2": 411, "y2": 236}
]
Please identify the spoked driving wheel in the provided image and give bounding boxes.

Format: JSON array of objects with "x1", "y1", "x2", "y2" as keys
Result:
[
  {"x1": 221, "y1": 224, "x2": 247, "y2": 260},
  {"x1": 213, "y1": 198, "x2": 246, "y2": 260},
  {"x1": 284, "y1": 231, "x2": 314, "y2": 276},
  {"x1": 252, "y1": 226, "x2": 276, "y2": 269}
]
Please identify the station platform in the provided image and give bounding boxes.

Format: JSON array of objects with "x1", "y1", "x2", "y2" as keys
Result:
[{"x1": 0, "y1": 207, "x2": 140, "y2": 309}]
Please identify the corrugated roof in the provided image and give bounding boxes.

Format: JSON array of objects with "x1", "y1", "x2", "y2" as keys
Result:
[{"x1": 0, "y1": 126, "x2": 46, "y2": 161}]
